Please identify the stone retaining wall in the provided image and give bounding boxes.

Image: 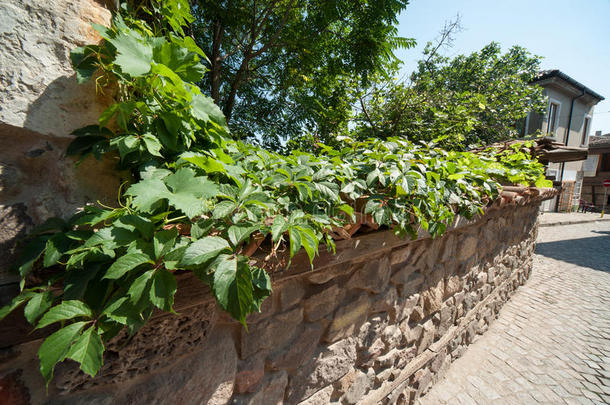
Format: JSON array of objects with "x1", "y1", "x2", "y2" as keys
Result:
[{"x1": 1, "y1": 201, "x2": 544, "y2": 405}]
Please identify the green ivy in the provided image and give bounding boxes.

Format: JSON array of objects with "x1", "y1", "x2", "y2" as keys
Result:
[{"x1": 0, "y1": 0, "x2": 552, "y2": 385}]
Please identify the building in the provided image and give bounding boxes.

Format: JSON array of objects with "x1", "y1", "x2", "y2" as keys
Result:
[
  {"x1": 581, "y1": 132, "x2": 610, "y2": 210},
  {"x1": 525, "y1": 70, "x2": 604, "y2": 212}
]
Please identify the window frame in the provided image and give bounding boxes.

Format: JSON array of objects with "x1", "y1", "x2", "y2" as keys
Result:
[
  {"x1": 545, "y1": 99, "x2": 562, "y2": 138},
  {"x1": 581, "y1": 115, "x2": 592, "y2": 146}
]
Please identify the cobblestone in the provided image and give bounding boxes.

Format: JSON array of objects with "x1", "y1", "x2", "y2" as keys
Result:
[{"x1": 419, "y1": 221, "x2": 610, "y2": 405}]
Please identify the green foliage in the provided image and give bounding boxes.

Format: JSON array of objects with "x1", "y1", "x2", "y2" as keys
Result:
[
  {"x1": 1, "y1": 0, "x2": 550, "y2": 385},
  {"x1": 191, "y1": 0, "x2": 414, "y2": 148},
  {"x1": 354, "y1": 42, "x2": 547, "y2": 149}
]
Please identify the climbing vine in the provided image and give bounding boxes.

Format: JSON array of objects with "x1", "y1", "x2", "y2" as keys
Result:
[{"x1": 0, "y1": 0, "x2": 550, "y2": 384}]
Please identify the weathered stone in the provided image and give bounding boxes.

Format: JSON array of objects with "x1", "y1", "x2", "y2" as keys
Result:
[
  {"x1": 395, "y1": 293, "x2": 420, "y2": 322},
  {"x1": 404, "y1": 323, "x2": 423, "y2": 345},
  {"x1": 235, "y1": 352, "x2": 265, "y2": 394},
  {"x1": 444, "y1": 274, "x2": 463, "y2": 298},
  {"x1": 390, "y1": 245, "x2": 413, "y2": 265},
  {"x1": 287, "y1": 338, "x2": 357, "y2": 403},
  {"x1": 303, "y1": 284, "x2": 343, "y2": 322},
  {"x1": 409, "y1": 303, "x2": 425, "y2": 323},
  {"x1": 381, "y1": 324, "x2": 403, "y2": 350},
  {"x1": 267, "y1": 323, "x2": 324, "y2": 371},
  {"x1": 457, "y1": 236, "x2": 478, "y2": 261},
  {"x1": 278, "y1": 279, "x2": 307, "y2": 311},
  {"x1": 413, "y1": 368, "x2": 433, "y2": 398},
  {"x1": 325, "y1": 294, "x2": 370, "y2": 343},
  {"x1": 297, "y1": 385, "x2": 334, "y2": 405},
  {"x1": 241, "y1": 307, "x2": 303, "y2": 359},
  {"x1": 342, "y1": 369, "x2": 372, "y2": 404},
  {"x1": 346, "y1": 256, "x2": 391, "y2": 294},
  {"x1": 0, "y1": 370, "x2": 30, "y2": 405},
  {"x1": 476, "y1": 272, "x2": 488, "y2": 287},
  {"x1": 117, "y1": 328, "x2": 238, "y2": 405},
  {"x1": 438, "y1": 301, "x2": 455, "y2": 337},
  {"x1": 418, "y1": 320, "x2": 436, "y2": 354},
  {"x1": 396, "y1": 272, "x2": 425, "y2": 297},
  {"x1": 371, "y1": 286, "x2": 398, "y2": 317},
  {"x1": 261, "y1": 371, "x2": 288, "y2": 405},
  {"x1": 306, "y1": 263, "x2": 350, "y2": 284},
  {"x1": 440, "y1": 233, "x2": 457, "y2": 263},
  {"x1": 422, "y1": 278, "x2": 444, "y2": 314},
  {"x1": 390, "y1": 264, "x2": 417, "y2": 285},
  {"x1": 356, "y1": 316, "x2": 387, "y2": 350}
]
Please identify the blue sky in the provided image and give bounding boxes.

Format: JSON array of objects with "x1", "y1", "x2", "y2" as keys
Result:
[{"x1": 393, "y1": 0, "x2": 610, "y2": 135}]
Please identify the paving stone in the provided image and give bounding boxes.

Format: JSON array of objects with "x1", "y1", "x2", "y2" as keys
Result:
[{"x1": 419, "y1": 222, "x2": 610, "y2": 405}]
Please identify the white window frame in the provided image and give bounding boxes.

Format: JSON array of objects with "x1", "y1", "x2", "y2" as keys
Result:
[
  {"x1": 581, "y1": 114, "x2": 592, "y2": 146},
  {"x1": 545, "y1": 98, "x2": 562, "y2": 138}
]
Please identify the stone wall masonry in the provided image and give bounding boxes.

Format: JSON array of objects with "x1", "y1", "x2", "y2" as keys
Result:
[
  {"x1": 0, "y1": 200, "x2": 547, "y2": 405},
  {"x1": 0, "y1": 0, "x2": 121, "y2": 285}
]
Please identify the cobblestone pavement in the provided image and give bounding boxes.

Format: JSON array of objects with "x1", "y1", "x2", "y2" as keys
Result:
[{"x1": 418, "y1": 221, "x2": 610, "y2": 405}]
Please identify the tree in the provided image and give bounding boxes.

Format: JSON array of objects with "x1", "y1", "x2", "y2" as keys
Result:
[
  {"x1": 190, "y1": 0, "x2": 413, "y2": 148},
  {"x1": 355, "y1": 41, "x2": 547, "y2": 149}
]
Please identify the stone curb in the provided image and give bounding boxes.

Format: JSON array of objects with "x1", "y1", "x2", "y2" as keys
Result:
[{"x1": 539, "y1": 217, "x2": 610, "y2": 227}]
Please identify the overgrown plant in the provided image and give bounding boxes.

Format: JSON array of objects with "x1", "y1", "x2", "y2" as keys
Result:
[{"x1": 0, "y1": 0, "x2": 551, "y2": 385}]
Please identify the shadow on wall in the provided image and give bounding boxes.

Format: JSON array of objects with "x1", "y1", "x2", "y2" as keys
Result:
[
  {"x1": 22, "y1": 74, "x2": 109, "y2": 138},
  {"x1": 535, "y1": 233, "x2": 610, "y2": 273}
]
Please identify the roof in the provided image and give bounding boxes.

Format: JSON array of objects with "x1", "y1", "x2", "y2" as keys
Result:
[
  {"x1": 531, "y1": 70, "x2": 605, "y2": 102},
  {"x1": 589, "y1": 135, "x2": 610, "y2": 148}
]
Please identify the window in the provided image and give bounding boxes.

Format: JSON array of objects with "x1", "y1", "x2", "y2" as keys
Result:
[
  {"x1": 546, "y1": 102, "x2": 560, "y2": 136},
  {"x1": 601, "y1": 154, "x2": 610, "y2": 172},
  {"x1": 581, "y1": 116, "x2": 591, "y2": 145}
]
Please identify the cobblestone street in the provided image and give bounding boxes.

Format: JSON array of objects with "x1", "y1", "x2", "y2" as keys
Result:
[{"x1": 419, "y1": 220, "x2": 610, "y2": 405}]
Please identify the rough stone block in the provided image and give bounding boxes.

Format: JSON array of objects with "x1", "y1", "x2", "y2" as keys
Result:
[
  {"x1": 267, "y1": 323, "x2": 324, "y2": 371},
  {"x1": 278, "y1": 279, "x2": 306, "y2": 311},
  {"x1": 334, "y1": 369, "x2": 373, "y2": 404},
  {"x1": 418, "y1": 320, "x2": 436, "y2": 354},
  {"x1": 346, "y1": 256, "x2": 391, "y2": 294},
  {"x1": 241, "y1": 307, "x2": 303, "y2": 359},
  {"x1": 422, "y1": 278, "x2": 444, "y2": 314},
  {"x1": 303, "y1": 284, "x2": 343, "y2": 322},
  {"x1": 457, "y1": 235, "x2": 478, "y2": 261},
  {"x1": 235, "y1": 353, "x2": 265, "y2": 394},
  {"x1": 325, "y1": 294, "x2": 370, "y2": 343}
]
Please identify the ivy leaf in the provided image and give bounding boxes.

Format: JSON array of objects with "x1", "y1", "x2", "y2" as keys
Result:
[
  {"x1": 153, "y1": 228, "x2": 178, "y2": 259},
  {"x1": 211, "y1": 255, "x2": 253, "y2": 326},
  {"x1": 108, "y1": 29, "x2": 153, "y2": 77},
  {"x1": 44, "y1": 233, "x2": 72, "y2": 267},
  {"x1": 70, "y1": 45, "x2": 100, "y2": 83},
  {"x1": 296, "y1": 226, "x2": 319, "y2": 264},
  {"x1": 180, "y1": 236, "x2": 230, "y2": 266},
  {"x1": 38, "y1": 321, "x2": 87, "y2": 384},
  {"x1": 24, "y1": 291, "x2": 54, "y2": 325},
  {"x1": 228, "y1": 224, "x2": 258, "y2": 247},
  {"x1": 0, "y1": 292, "x2": 35, "y2": 322},
  {"x1": 288, "y1": 226, "x2": 302, "y2": 258},
  {"x1": 180, "y1": 152, "x2": 226, "y2": 174},
  {"x1": 36, "y1": 301, "x2": 92, "y2": 329},
  {"x1": 142, "y1": 133, "x2": 163, "y2": 157},
  {"x1": 149, "y1": 269, "x2": 177, "y2": 312},
  {"x1": 191, "y1": 93, "x2": 228, "y2": 129},
  {"x1": 126, "y1": 178, "x2": 170, "y2": 212},
  {"x1": 104, "y1": 253, "x2": 153, "y2": 279},
  {"x1": 250, "y1": 267, "x2": 271, "y2": 312},
  {"x1": 66, "y1": 326, "x2": 104, "y2": 377},
  {"x1": 15, "y1": 236, "x2": 48, "y2": 277},
  {"x1": 271, "y1": 216, "x2": 287, "y2": 241},
  {"x1": 127, "y1": 269, "x2": 155, "y2": 306},
  {"x1": 213, "y1": 201, "x2": 236, "y2": 219}
]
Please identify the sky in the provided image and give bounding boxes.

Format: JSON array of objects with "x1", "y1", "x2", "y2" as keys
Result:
[{"x1": 393, "y1": 0, "x2": 610, "y2": 135}]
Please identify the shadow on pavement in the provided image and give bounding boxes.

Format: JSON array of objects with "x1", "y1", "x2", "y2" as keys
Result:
[{"x1": 535, "y1": 234, "x2": 610, "y2": 273}]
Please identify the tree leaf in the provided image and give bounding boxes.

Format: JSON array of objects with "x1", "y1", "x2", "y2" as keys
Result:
[
  {"x1": 24, "y1": 291, "x2": 54, "y2": 325},
  {"x1": 128, "y1": 269, "x2": 155, "y2": 305},
  {"x1": 149, "y1": 269, "x2": 177, "y2": 312},
  {"x1": 36, "y1": 301, "x2": 93, "y2": 329},
  {"x1": 66, "y1": 326, "x2": 104, "y2": 377},
  {"x1": 0, "y1": 292, "x2": 34, "y2": 322},
  {"x1": 38, "y1": 321, "x2": 87, "y2": 383},
  {"x1": 180, "y1": 236, "x2": 230, "y2": 266},
  {"x1": 270, "y1": 215, "x2": 287, "y2": 241},
  {"x1": 153, "y1": 228, "x2": 178, "y2": 259},
  {"x1": 104, "y1": 253, "x2": 152, "y2": 280},
  {"x1": 228, "y1": 223, "x2": 258, "y2": 247},
  {"x1": 211, "y1": 255, "x2": 253, "y2": 325},
  {"x1": 108, "y1": 29, "x2": 153, "y2": 77}
]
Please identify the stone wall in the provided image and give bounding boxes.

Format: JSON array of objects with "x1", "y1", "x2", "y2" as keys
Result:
[
  {"x1": 0, "y1": 0, "x2": 120, "y2": 285},
  {"x1": 0, "y1": 200, "x2": 545, "y2": 405}
]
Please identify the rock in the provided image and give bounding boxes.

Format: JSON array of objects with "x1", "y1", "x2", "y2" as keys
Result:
[
  {"x1": 371, "y1": 286, "x2": 399, "y2": 318},
  {"x1": 476, "y1": 272, "x2": 488, "y2": 287},
  {"x1": 403, "y1": 323, "x2": 423, "y2": 345},
  {"x1": 396, "y1": 272, "x2": 424, "y2": 297},
  {"x1": 303, "y1": 284, "x2": 343, "y2": 322},
  {"x1": 117, "y1": 328, "x2": 238, "y2": 405},
  {"x1": 241, "y1": 307, "x2": 303, "y2": 359},
  {"x1": 381, "y1": 325, "x2": 403, "y2": 350},
  {"x1": 307, "y1": 263, "x2": 353, "y2": 284},
  {"x1": 235, "y1": 353, "x2": 265, "y2": 394},
  {"x1": 438, "y1": 300, "x2": 455, "y2": 336},
  {"x1": 296, "y1": 385, "x2": 334, "y2": 405},
  {"x1": 346, "y1": 256, "x2": 391, "y2": 294},
  {"x1": 0, "y1": 370, "x2": 30, "y2": 405},
  {"x1": 444, "y1": 275, "x2": 463, "y2": 298},
  {"x1": 413, "y1": 368, "x2": 432, "y2": 398},
  {"x1": 334, "y1": 369, "x2": 372, "y2": 404},
  {"x1": 440, "y1": 233, "x2": 456, "y2": 263},
  {"x1": 418, "y1": 320, "x2": 435, "y2": 354},
  {"x1": 278, "y1": 279, "x2": 306, "y2": 311},
  {"x1": 422, "y1": 278, "x2": 444, "y2": 314},
  {"x1": 267, "y1": 323, "x2": 324, "y2": 371},
  {"x1": 390, "y1": 264, "x2": 417, "y2": 285},
  {"x1": 457, "y1": 236, "x2": 478, "y2": 261},
  {"x1": 325, "y1": 294, "x2": 370, "y2": 343},
  {"x1": 395, "y1": 294, "x2": 419, "y2": 323},
  {"x1": 261, "y1": 371, "x2": 288, "y2": 405},
  {"x1": 390, "y1": 245, "x2": 412, "y2": 265},
  {"x1": 287, "y1": 338, "x2": 357, "y2": 403}
]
